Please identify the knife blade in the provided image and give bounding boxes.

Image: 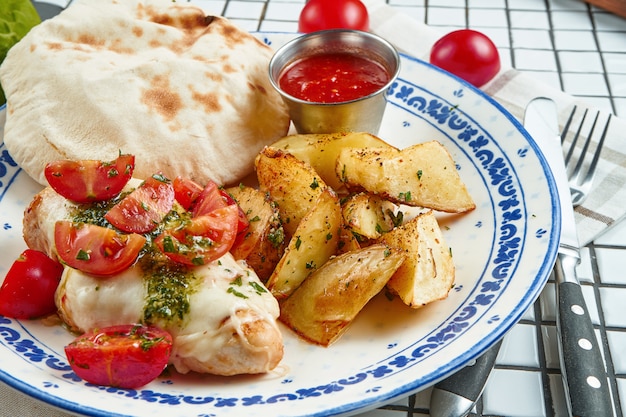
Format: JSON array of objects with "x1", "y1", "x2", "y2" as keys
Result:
[
  {"x1": 429, "y1": 340, "x2": 502, "y2": 417},
  {"x1": 524, "y1": 98, "x2": 613, "y2": 417}
]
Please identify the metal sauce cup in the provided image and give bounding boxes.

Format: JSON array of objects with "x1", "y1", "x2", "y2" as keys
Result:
[{"x1": 269, "y1": 30, "x2": 400, "y2": 135}]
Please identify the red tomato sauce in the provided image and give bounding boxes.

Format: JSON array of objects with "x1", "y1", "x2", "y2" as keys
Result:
[{"x1": 278, "y1": 52, "x2": 390, "y2": 103}]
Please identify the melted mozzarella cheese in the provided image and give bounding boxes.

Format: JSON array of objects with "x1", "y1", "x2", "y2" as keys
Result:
[
  {"x1": 169, "y1": 254, "x2": 282, "y2": 374},
  {"x1": 56, "y1": 252, "x2": 282, "y2": 375},
  {"x1": 57, "y1": 266, "x2": 145, "y2": 331},
  {"x1": 26, "y1": 184, "x2": 283, "y2": 376}
]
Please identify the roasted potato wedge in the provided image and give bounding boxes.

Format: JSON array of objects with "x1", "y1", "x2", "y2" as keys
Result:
[
  {"x1": 342, "y1": 192, "x2": 398, "y2": 240},
  {"x1": 269, "y1": 132, "x2": 395, "y2": 191},
  {"x1": 377, "y1": 210, "x2": 455, "y2": 308},
  {"x1": 255, "y1": 147, "x2": 326, "y2": 237},
  {"x1": 336, "y1": 140, "x2": 475, "y2": 213},
  {"x1": 266, "y1": 188, "x2": 341, "y2": 301},
  {"x1": 226, "y1": 185, "x2": 286, "y2": 282},
  {"x1": 336, "y1": 223, "x2": 361, "y2": 255},
  {"x1": 279, "y1": 244, "x2": 405, "y2": 346}
]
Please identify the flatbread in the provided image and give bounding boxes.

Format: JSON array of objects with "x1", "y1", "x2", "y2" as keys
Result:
[{"x1": 0, "y1": 0, "x2": 290, "y2": 186}]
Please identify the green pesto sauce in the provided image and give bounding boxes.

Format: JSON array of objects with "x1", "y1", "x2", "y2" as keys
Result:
[
  {"x1": 69, "y1": 198, "x2": 121, "y2": 228},
  {"x1": 69, "y1": 197, "x2": 198, "y2": 325},
  {"x1": 139, "y1": 248, "x2": 198, "y2": 325}
]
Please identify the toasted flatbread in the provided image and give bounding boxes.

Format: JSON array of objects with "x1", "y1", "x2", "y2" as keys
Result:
[{"x1": 0, "y1": 0, "x2": 289, "y2": 186}]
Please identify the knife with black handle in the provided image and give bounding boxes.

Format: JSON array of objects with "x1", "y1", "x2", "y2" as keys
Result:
[{"x1": 429, "y1": 339, "x2": 502, "y2": 417}]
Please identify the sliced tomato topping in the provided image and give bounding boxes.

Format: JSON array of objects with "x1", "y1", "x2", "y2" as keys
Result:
[
  {"x1": 173, "y1": 176, "x2": 203, "y2": 210},
  {"x1": 0, "y1": 249, "x2": 64, "y2": 319},
  {"x1": 191, "y1": 180, "x2": 228, "y2": 217},
  {"x1": 54, "y1": 221, "x2": 146, "y2": 276},
  {"x1": 44, "y1": 154, "x2": 134, "y2": 203},
  {"x1": 192, "y1": 181, "x2": 249, "y2": 235},
  {"x1": 155, "y1": 205, "x2": 239, "y2": 266},
  {"x1": 105, "y1": 173, "x2": 175, "y2": 234},
  {"x1": 65, "y1": 324, "x2": 172, "y2": 389},
  {"x1": 220, "y1": 189, "x2": 250, "y2": 247}
]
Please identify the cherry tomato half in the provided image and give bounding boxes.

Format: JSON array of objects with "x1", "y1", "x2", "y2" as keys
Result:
[
  {"x1": 105, "y1": 173, "x2": 175, "y2": 234},
  {"x1": 298, "y1": 0, "x2": 369, "y2": 33},
  {"x1": 191, "y1": 182, "x2": 250, "y2": 246},
  {"x1": 219, "y1": 189, "x2": 250, "y2": 247},
  {"x1": 155, "y1": 205, "x2": 239, "y2": 266},
  {"x1": 173, "y1": 177, "x2": 249, "y2": 238},
  {"x1": 429, "y1": 29, "x2": 501, "y2": 88},
  {"x1": 44, "y1": 154, "x2": 134, "y2": 203},
  {"x1": 191, "y1": 180, "x2": 228, "y2": 217},
  {"x1": 173, "y1": 176, "x2": 203, "y2": 211},
  {"x1": 65, "y1": 324, "x2": 172, "y2": 389},
  {"x1": 54, "y1": 221, "x2": 146, "y2": 276},
  {"x1": 0, "y1": 249, "x2": 64, "y2": 319}
]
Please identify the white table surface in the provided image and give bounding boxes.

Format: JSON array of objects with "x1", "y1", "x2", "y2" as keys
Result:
[{"x1": 2, "y1": 0, "x2": 626, "y2": 416}]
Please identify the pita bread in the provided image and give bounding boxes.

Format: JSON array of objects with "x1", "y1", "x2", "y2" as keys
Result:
[{"x1": 0, "y1": 0, "x2": 289, "y2": 186}]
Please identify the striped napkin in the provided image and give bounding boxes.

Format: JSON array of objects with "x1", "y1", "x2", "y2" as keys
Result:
[{"x1": 362, "y1": 0, "x2": 626, "y2": 245}]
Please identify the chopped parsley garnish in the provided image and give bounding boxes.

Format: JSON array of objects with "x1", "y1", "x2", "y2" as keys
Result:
[
  {"x1": 386, "y1": 209, "x2": 404, "y2": 227},
  {"x1": 227, "y1": 287, "x2": 248, "y2": 299},
  {"x1": 249, "y1": 281, "x2": 267, "y2": 295},
  {"x1": 268, "y1": 227, "x2": 285, "y2": 248},
  {"x1": 162, "y1": 235, "x2": 176, "y2": 253},
  {"x1": 107, "y1": 168, "x2": 119, "y2": 178},
  {"x1": 398, "y1": 191, "x2": 412, "y2": 202},
  {"x1": 152, "y1": 173, "x2": 170, "y2": 183}
]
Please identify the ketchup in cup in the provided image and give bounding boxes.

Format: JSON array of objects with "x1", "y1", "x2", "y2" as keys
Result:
[
  {"x1": 268, "y1": 30, "x2": 400, "y2": 135},
  {"x1": 278, "y1": 52, "x2": 390, "y2": 104}
]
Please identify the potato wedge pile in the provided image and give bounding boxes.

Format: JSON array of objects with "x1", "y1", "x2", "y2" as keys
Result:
[{"x1": 228, "y1": 131, "x2": 475, "y2": 347}]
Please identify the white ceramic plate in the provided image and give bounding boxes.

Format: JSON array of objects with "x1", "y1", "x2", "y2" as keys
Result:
[{"x1": 0, "y1": 33, "x2": 560, "y2": 417}]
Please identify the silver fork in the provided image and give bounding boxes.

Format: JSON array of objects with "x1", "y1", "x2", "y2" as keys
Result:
[
  {"x1": 556, "y1": 104, "x2": 615, "y2": 417},
  {"x1": 560, "y1": 105, "x2": 612, "y2": 206}
]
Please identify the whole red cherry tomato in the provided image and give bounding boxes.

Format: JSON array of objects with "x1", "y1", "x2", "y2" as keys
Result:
[
  {"x1": 0, "y1": 249, "x2": 64, "y2": 319},
  {"x1": 430, "y1": 29, "x2": 501, "y2": 88},
  {"x1": 298, "y1": 0, "x2": 369, "y2": 33},
  {"x1": 65, "y1": 324, "x2": 172, "y2": 389}
]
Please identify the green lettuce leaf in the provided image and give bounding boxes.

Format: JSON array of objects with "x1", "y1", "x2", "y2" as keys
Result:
[{"x1": 1, "y1": 0, "x2": 41, "y2": 104}]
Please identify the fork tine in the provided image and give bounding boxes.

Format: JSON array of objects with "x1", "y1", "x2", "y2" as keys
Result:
[
  {"x1": 561, "y1": 105, "x2": 577, "y2": 145},
  {"x1": 563, "y1": 107, "x2": 588, "y2": 167},
  {"x1": 580, "y1": 113, "x2": 611, "y2": 186},
  {"x1": 563, "y1": 107, "x2": 612, "y2": 207},
  {"x1": 570, "y1": 110, "x2": 599, "y2": 180}
]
